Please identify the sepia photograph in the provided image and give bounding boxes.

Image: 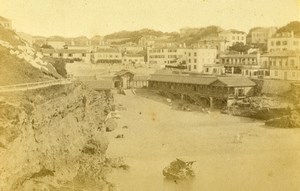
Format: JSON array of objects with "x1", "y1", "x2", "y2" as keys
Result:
[{"x1": 0, "y1": 0, "x2": 300, "y2": 190}]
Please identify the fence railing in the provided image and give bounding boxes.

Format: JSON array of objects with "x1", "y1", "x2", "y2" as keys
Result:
[{"x1": 0, "y1": 78, "x2": 73, "y2": 93}]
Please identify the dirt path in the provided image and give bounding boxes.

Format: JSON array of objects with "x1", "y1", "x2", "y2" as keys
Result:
[{"x1": 106, "y1": 92, "x2": 300, "y2": 191}]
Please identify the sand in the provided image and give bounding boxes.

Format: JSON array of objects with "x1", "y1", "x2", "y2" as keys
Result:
[{"x1": 106, "y1": 91, "x2": 300, "y2": 191}]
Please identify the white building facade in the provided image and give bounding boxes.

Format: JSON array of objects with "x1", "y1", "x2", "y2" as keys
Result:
[
  {"x1": 219, "y1": 30, "x2": 247, "y2": 46},
  {"x1": 186, "y1": 47, "x2": 217, "y2": 73},
  {"x1": 261, "y1": 51, "x2": 300, "y2": 81},
  {"x1": 147, "y1": 47, "x2": 186, "y2": 66},
  {"x1": 268, "y1": 32, "x2": 300, "y2": 52}
]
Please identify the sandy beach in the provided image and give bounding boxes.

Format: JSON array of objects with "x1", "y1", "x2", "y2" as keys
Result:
[{"x1": 107, "y1": 91, "x2": 300, "y2": 191}]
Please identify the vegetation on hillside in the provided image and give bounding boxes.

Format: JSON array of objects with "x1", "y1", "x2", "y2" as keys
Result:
[
  {"x1": 276, "y1": 21, "x2": 300, "y2": 36},
  {"x1": 42, "y1": 57, "x2": 73, "y2": 78},
  {"x1": 104, "y1": 28, "x2": 165, "y2": 44},
  {"x1": 181, "y1": 26, "x2": 223, "y2": 45},
  {"x1": 0, "y1": 47, "x2": 51, "y2": 85}
]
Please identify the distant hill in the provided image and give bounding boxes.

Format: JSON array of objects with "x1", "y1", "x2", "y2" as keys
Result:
[
  {"x1": 178, "y1": 26, "x2": 224, "y2": 45},
  {"x1": 0, "y1": 26, "x2": 60, "y2": 86},
  {"x1": 276, "y1": 21, "x2": 300, "y2": 36},
  {"x1": 103, "y1": 26, "x2": 223, "y2": 46},
  {"x1": 104, "y1": 28, "x2": 166, "y2": 44}
]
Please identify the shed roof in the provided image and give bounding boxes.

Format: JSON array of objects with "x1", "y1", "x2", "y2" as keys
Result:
[
  {"x1": 114, "y1": 69, "x2": 134, "y2": 76},
  {"x1": 95, "y1": 48, "x2": 120, "y2": 53},
  {"x1": 219, "y1": 54, "x2": 258, "y2": 58},
  {"x1": 42, "y1": 48, "x2": 89, "y2": 54},
  {"x1": 214, "y1": 77, "x2": 256, "y2": 87},
  {"x1": 149, "y1": 74, "x2": 217, "y2": 85},
  {"x1": 133, "y1": 75, "x2": 150, "y2": 81},
  {"x1": 149, "y1": 74, "x2": 256, "y2": 87}
]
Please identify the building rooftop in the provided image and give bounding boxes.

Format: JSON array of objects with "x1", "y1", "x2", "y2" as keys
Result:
[
  {"x1": 220, "y1": 54, "x2": 258, "y2": 58},
  {"x1": 149, "y1": 73, "x2": 256, "y2": 87},
  {"x1": 133, "y1": 75, "x2": 150, "y2": 81},
  {"x1": 114, "y1": 69, "x2": 134, "y2": 76},
  {"x1": 220, "y1": 29, "x2": 246, "y2": 34},
  {"x1": 149, "y1": 74, "x2": 217, "y2": 85},
  {"x1": 263, "y1": 50, "x2": 300, "y2": 57},
  {"x1": 215, "y1": 77, "x2": 256, "y2": 87},
  {"x1": 252, "y1": 27, "x2": 277, "y2": 33},
  {"x1": 95, "y1": 48, "x2": 120, "y2": 53},
  {"x1": 41, "y1": 48, "x2": 89, "y2": 54}
]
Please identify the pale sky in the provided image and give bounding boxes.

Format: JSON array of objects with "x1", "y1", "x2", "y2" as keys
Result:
[{"x1": 0, "y1": 0, "x2": 299, "y2": 37}]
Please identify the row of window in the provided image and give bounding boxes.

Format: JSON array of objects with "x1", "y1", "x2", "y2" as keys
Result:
[
  {"x1": 222, "y1": 36, "x2": 245, "y2": 41},
  {"x1": 49, "y1": 53, "x2": 86, "y2": 57},
  {"x1": 188, "y1": 65, "x2": 197, "y2": 71},
  {"x1": 273, "y1": 71, "x2": 297, "y2": 77},
  {"x1": 252, "y1": 33, "x2": 269, "y2": 37},
  {"x1": 149, "y1": 55, "x2": 165, "y2": 59},
  {"x1": 123, "y1": 59, "x2": 144, "y2": 62},
  {"x1": 265, "y1": 59, "x2": 297, "y2": 68},
  {"x1": 188, "y1": 58, "x2": 212, "y2": 63},
  {"x1": 269, "y1": 48, "x2": 300, "y2": 52},
  {"x1": 186, "y1": 52, "x2": 215, "y2": 57},
  {"x1": 149, "y1": 49, "x2": 177, "y2": 53},
  {"x1": 222, "y1": 58, "x2": 256, "y2": 62},
  {"x1": 96, "y1": 54, "x2": 120, "y2": 58},
  {"x1": 270, "y1": 40, "x2": 299, "y2": 46}
]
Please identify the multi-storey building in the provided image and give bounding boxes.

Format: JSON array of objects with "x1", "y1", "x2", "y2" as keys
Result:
[
  {"x1": 219, "y1": 30, "x2": 247, "y2": 46},
  {"x1": 138, "y1": 35, "x2": 157, "y2": 47},
  {"x1": 41, "y1": 49, "x2": 91, "y2": 62},
  {"x1": 251, "y1": 27, "x2": 277, "y2": 44},
  {"x1": 267, "y1": 32, "x2": 300, "y2": 52},
  {"x1": 217, "y1": 53, "x2": 262, "y2": 77},
  {"x1": 261, "y1": 51, "x2": 300, "y2": 80},
  {"x1": 186, "y1": 47, "x2": 217, "y2": 73},
  {"x1": 114, "y1": 42, "x2": 144, "y2": 53},
  {"x1": 147, "y1": 47, "x2": 186, "y2": 65},
  {"x1": 0, "y1": 16, "x2": 12, "y2": 30},
  {"x1": 122, "y1": 54, "x2": 145, "y2": 65},
  {"x1": 193, "y1": 36, "x2": 230, "y2": 54},
  {"x1": 92, "y1": 48, "x2": 122, "y2": 64}
]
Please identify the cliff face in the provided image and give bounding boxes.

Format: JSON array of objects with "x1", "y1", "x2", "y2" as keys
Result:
[{"x1": 0, "y1": 83, "x2": 114, "y2": 191}]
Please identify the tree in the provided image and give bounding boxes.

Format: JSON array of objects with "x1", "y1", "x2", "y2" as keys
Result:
[
  {"x1": 229, "y1": 42, "x2": 250, "y2": 53},
  {"x1": 40, "y1": 44, "x2": 54, "y2": 49},
  {"x1": 277, "y1": 21, "x2": 300, "y2": 36}
]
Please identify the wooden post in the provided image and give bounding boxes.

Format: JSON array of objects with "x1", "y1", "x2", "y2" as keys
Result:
[{"x1": 209, "y1": 97, "x2": 213, "y2": 109}]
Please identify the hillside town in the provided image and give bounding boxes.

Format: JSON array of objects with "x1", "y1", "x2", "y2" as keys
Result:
[
  {"x1": 8, "y1": 16, "x2": 298, "y2": 82},
  {"x1": 0, "y1": 1, "x2": 300, "y2": 190},
  {"x1": 3, "y1": 15, "x2": 298, "y2": 110}
]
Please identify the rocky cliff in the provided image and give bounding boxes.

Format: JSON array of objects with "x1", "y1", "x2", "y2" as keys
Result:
[{"x1": 0, "y1": 83, "x2": 115, "y2": 191}]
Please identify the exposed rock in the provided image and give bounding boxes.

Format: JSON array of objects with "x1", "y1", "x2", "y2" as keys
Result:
[
  {"x1": 162, "y1": 159, "x2": 195, "y2": 180},
  {"x1": 226, "y1": 96, "x2": 291, "y2": 120},
  {"x1": 105, "y1": 118, "x2": 118, "y2": 132},
  {"x1": 0, "y1": 84, "x2": 113, "y2": 191},
  {"x1": 115, "y1": 134, "x2": 124, "y2": 139},
  {"x1": 106, "y1": 157, "x2": 130, "y2": 170},
  {"x1": 266, "y1": 110, "x2": 300, "y2": 128}
]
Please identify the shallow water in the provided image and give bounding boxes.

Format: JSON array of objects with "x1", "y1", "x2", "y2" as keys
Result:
[{"x1": 107, "y1": 94, "x2": 300, "y2": 191}]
